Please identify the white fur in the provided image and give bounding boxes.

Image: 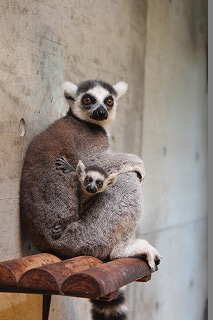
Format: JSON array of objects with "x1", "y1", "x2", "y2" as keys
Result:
[
  {"x1": 63, "y1": 81, "x2": 78, "y2": 99},
  {"x1": 87, "y1": 171, "x2": 105, "y2": 182},
  {"x1": 110, "y1": 239, "x2": 162, "y2": 272},
  {"x1": 118, "y1": 164, "x2": 145, "y2": 184},
  {"x1": 107, "y1": 172, "x2": 117, "y2": 186},
  {"x1": 76, "y1": 160, "x2": 86, "y2": 175},
  {"x1": 113, "y1": 81, "x2": 128, "y2": 98},
  {"x1": 87, "y1": 86, "x2": 113, "y2": 102}
]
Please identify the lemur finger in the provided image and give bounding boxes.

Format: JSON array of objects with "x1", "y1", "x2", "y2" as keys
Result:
[
  {"x1": 52, "y1": 223, "x2": 63, "y2": 239},
  {"x1": 155, "y1": 255, "x2": 162, "y2": 266},
  {"x1": 55, "y1": 157, "x2": 75, "y2": 173}
]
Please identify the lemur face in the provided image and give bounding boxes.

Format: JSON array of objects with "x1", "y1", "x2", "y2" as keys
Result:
[
  {"x1": 63, "y1": 80, "x2": 128, "y2": 127},
  {"x1": 82, "y1": 171, "x2": 107, "y2": 195},
  {"x1": 76, "y1": 160, "x2": 117, "y2": 195}
]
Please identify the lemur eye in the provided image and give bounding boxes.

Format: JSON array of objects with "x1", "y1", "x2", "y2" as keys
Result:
[
  {"x1": 106, "y1": 99, "x2": 113, "y2": 106},
  {"x1": 82, "y1": 94, "x2": 96, "y2": 106},
  {"x1": 96, "y1": 180, "x2": 103, "y2": 189},
  {"x1": 82, "y1": 97, "x2": 92, "y2": 105},
  {"x1": 104, "y1": 96, "x2": 114, "y2": 107},
  {"x1": 84, "y1": 177, "x2": 92, "y2": 184}
]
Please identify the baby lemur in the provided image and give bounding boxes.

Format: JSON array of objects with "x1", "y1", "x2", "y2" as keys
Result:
[
  {"x1": 55, "y1": 156, "x2": 117, "y2": 222},
  {"x1": 20, "y1": 79, "x2": 161, "y2": 320},
  {"x1": 53, "y1": 157, "x2": 117, "y2": 240}
]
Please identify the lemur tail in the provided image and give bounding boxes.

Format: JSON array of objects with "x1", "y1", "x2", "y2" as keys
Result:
[{"x1": 90, "y1": 288, "x2": 128, "y2": 320}]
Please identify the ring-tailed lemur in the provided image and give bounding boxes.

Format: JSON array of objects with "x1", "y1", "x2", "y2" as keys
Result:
[
  {"x1": 53, "y1": 157, "x2": 117, "y2": 238},
  {"x1": 20, "y1": 79, "x2": 161, "y2": 320},
  {"x1": 55, "y1": 157, "x2": 117, "y2": 200}
]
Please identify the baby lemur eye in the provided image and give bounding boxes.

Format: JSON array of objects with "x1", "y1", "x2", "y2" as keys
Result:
[
  {"x1": 104, "y1": 96, "x2": 114, "y2": 107},
  {"x1": 84, "y1": 176, "x2": 92, "y2": 184},
  {"x1": 83, "y1": 97, "x2": 92, "y2": 105},
  {"x1": 96, "y1": 180, "x2": 103, "y2": 188}
]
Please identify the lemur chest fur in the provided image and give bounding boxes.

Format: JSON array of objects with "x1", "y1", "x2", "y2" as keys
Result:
[{"x1": 64, "y1": 114, "x2": 109, "y2": 158}]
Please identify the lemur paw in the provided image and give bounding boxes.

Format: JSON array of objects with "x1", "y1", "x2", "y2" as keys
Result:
[
  {"x1": 137, "y1": 243, "x2": 162, "y2": 272},
  {"x1": 55, "y1": 157, "x2": 75, "y2": 174},
  {"x1": 111, "y1": 240, "x2": 162, "y2": 272},
  {"x1": 52, "y1": 222, "x2": 63, "y2": 239}
]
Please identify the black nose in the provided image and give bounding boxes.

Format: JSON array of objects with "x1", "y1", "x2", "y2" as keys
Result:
[
  {"x1": 86, "y1": 185, "x2": 98, "y2": 194},
  {"x1": 91, "y1": 106, "x2": 108, "y2": 121}
]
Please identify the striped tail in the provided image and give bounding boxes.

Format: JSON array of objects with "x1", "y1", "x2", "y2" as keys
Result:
[{"x1": 90, "y1": 288, "x2": 128, "y2": 320}]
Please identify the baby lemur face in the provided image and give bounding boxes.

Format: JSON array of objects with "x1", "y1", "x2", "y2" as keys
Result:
[
  {"x1": 63, "y1": 80, "x2": 128, "y2": 127},
  {"x1": 55, "y1": 157, "x2": 117, "y2": 196},
  {"x1": 76, "y1": 160, "x2": 117, "y2": 195}
]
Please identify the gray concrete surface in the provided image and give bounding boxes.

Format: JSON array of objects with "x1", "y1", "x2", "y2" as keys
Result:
[{"x1": 0, "y1": 0, "x2": 207, "y2": 319}]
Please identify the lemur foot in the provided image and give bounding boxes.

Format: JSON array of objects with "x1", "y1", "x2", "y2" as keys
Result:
[
  {"x1": 111, "y1": 239, "x2": 162, "y2": 272},
  {"x1": 137, "y1": 250, "x2": 162, "y2": 272},
  {"x1": 135, "y1": 242, "x2": 162, "y2": 272}
]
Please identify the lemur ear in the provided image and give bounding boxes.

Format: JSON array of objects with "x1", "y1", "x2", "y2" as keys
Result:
[
  {"x1": 76, "y1": 160, "x2": 85, "y2": 176},
  {"x1": 63, "y1": 81, "x2": 78, "y2": 100},
  {"x1": 107, "y1": 172, "x2": 117, "y2": 186},
  {"x1": 113, "y1": 82, "x2": 128, "y2": 99}
]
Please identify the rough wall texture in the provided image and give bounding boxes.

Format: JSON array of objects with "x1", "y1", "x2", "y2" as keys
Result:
[
  {"x1": 0, "y1": 0, "x2": 147, "y2": 319},
  {"x1": 126, "y1": 1, "x2": 208, "y2": 320},
  {"x1": 0, "y1": 0, "x2": 207, "y2": 320}
]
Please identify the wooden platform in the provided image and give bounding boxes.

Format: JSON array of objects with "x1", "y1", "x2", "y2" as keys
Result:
[{"x1": 0, "y1": 253, "x2": 153, "y2": 319}]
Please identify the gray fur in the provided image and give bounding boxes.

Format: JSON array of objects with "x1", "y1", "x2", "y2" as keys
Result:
[{"x1": 20, "y1": 79, "x2": 161, "y2": 271}]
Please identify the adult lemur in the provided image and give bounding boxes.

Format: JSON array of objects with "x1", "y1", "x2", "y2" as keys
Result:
[{"x1": 20, "y1": 79, "x2": 161, "y2": 320}]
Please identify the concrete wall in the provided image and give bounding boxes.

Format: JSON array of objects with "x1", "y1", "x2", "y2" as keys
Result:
[
  {"x1": 0, "y1": 0, "x2": 207, "y2": 319},
  {"x1": 126, "y1": 1, "x2": 208, "y2": 320}
]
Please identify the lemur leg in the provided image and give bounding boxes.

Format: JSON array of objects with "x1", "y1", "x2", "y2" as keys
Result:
[{"x1": 110, "y1": 239, "x2": 162, "y2": 272}]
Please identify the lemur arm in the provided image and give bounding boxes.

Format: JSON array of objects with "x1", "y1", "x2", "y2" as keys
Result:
[
  {"x1": 55, "y1": 156, "x2": 76, "y2": 174},
  {"x1": 88, "y1": 152, "x2": 146, "y2": 183},
  {"x1": 53, "y1": 157, "x2": 79, "y2": 239}
]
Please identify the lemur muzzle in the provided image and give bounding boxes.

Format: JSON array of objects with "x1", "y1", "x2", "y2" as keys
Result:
[{"x1": 91, "y1": 106, "x2": 108, "y2": 121}]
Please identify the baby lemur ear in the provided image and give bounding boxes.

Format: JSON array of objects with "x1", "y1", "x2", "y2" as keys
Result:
[
  {"x1": 113, "y1": 81, "x2": 128, "y2": 99},
  {"x1": 76, "y1": 160, "x2": 86, "y2": 176},
  {"x1": 63, "y1": 81, "x2": 78, "y2": 101},
  {"x1": 107, "y1": 172, "x2": 117, "y2": 186}
]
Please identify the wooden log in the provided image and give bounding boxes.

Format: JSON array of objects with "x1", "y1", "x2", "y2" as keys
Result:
[
  {"x1": 0, "y1": 253, "x2": 61, "y2": 286},
  {"x1": 18, "y1": 256, "x2": 103, "y2": 293},
  {"x1": 137, "y1": 274, "x2": 152, "y2": 282},
  {"x1": 61, "y1": 258, "x2": 151, "y2": 299},
  {"x1": 98, "y1": 290, "x2": 119, "y2": 301}
]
